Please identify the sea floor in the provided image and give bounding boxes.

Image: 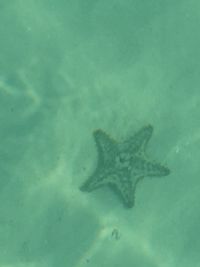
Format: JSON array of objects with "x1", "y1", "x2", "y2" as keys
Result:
[{"x1": 0, "y1": 1, "x2": 200, "y2": 267}]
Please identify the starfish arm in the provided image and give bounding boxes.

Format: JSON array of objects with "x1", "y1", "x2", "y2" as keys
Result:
[
  {"x1": 117, "y1": 185, "x2": 135, "y2": 208},
  {"x1": 110, "y1": 176, "x2": 143, "y2": 208},
  {"x1": 132, "y1": 157, "x2": 170, "y2": 177},
  {"x1": 80, "y1": 174, "x2": 102, "y2": 192},
  {"x1": 122, "y1": 125, "x2": 153, "y2": 154},
  {"x1": 93, "y1": 129, "x2": 117, "y2": 165},
  {"x1": 145, "y1": 161, "x2": 170, "y2": 177},
  {"x1": 80, "y1": 171, "x2": 118, "y2": 192}
]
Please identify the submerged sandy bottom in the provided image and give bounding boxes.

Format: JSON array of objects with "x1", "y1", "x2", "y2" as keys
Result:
[{"x1": 0, "y1": 1, "x2": 199, "y2": 267}]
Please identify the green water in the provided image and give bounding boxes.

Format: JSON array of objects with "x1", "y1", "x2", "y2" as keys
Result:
[{"x1": 0, "y1": 1, "x2": 199, "y2": 266}]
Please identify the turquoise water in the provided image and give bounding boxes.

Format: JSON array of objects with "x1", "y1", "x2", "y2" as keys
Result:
[{"x1": 0, "y1": 1, "x2": 199, "y2": 266}]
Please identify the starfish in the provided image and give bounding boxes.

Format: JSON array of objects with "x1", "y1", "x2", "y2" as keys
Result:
[{"x1": 80, "y1": 125, "x2": 170, "y2": 208}]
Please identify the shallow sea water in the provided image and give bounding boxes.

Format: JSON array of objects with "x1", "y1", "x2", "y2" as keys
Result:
[{"x1": 0, "y1": 1, "x2": 200, "y2": 267}]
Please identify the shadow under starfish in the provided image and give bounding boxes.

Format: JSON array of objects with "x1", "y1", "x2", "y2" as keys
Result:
[{"x1": 80, "y1": 125, "x2": 170, "y2": 208}]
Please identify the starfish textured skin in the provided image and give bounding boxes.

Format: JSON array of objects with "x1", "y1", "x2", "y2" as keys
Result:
[{"x1": 80, "y1": 125, "x2": 170, "y2": 208}]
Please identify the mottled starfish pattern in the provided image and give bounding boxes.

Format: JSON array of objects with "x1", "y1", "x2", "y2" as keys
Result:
[{"x1": 80, "y1": 125, "x2": 170, "y2": 208}]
